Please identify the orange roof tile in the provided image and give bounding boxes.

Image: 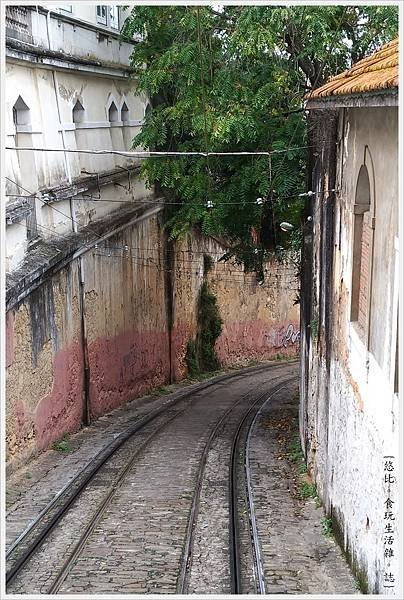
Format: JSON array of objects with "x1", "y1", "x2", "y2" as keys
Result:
[{"x1": 307, "y1": 38, "x2": 398, "y2": 100}]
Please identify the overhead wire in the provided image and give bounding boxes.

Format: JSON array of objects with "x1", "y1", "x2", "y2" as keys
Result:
[
  {"x1": 5, "y1": 176, "x2": 130, "y2": 248},
  {"x1": 92, "y1": 252, "x2": 299, "y2": 288},
  {"x1": 5, "y1": 143, "x2": 335, "y2": 158},
  {"x1": 5, "y1": 7, "x2": 343, "y2": 285},
  {"x1": 7, "y1": 176, "x2": 300, "y2": 289},
  {"x1": 5, "y1": 189, "x2": 336, "y2": 205}
]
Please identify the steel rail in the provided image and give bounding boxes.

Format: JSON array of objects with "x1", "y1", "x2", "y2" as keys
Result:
[
  {"x1": 229, "y1": 376, "x2": 299, "y2": 594},
  {"x1": 54, "y1": 370, "x2": 294, "y2": 594},
  {"x1": 176, "y1": 368, "x2": 292, "y2": 593},
  {"x1": 48, "y1": 407, "x2": 186, "y2": 594},
  {"x1": 245, "y1": 381, "x2": 297, "y2": 594},
  {"x1": 6, "y1": 360, "x2": 294, "y2": 587}
]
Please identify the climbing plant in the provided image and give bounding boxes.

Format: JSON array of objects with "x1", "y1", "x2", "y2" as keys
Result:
[{"x1": 186, "y1": 280, "x2": 223, "y2": 376}]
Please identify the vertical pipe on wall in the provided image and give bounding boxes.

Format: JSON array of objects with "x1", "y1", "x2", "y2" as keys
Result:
[
  {"x1": 163, "y1": 231, "x2": 174, "y2": 383},
  {"x1": 78, "y1": 257, "x2": 91, "y2": 426}
]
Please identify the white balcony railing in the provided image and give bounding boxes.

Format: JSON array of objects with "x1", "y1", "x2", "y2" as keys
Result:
[{"x1": 6, "y1": 6, "x2": 33, "y2": 43}]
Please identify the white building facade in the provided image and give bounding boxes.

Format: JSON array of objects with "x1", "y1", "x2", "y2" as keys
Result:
[
  {"x1": 300, "y1": 39, "x2": 399, "y2": 594},
  {"x1": 5, "y1": 3, "x2": 152, "y2": 272}
]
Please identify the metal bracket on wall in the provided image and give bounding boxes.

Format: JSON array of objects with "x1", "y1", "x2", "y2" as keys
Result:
[{"x1": 114, "y1": 166, "x2": 131, "y2": 192}]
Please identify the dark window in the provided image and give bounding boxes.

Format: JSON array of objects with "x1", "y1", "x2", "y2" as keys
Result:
[
  {"x1": 72, "y1": 99, "x2": 85, "y2": 124},
  {"x1": 108, "y1": 101, "x2": 118, "y2": 123},
  {"x1": 121, "y1": 101, "x2": 129, "y2": 123},
  {"x1": 13, "y1": 96, "x2": 30, "y2": 126},
  {"x1": 96, "y1": 5, "x2": 107, "y2": 25}
]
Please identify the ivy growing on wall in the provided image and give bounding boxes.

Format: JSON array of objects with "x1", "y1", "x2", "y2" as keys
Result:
[{"x1": 186, "y1": 280, "x2": 223, "y2": 376}]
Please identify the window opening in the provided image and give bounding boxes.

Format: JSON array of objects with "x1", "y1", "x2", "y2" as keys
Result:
[
  {"x1": 13, "y1": 96, "x2": 30, "y2": 126},
  {"x1": 350, "y1": 164, "x2": 371, "y2": 332},
  {"x1": 121, "y1": 101, "x2": 129, "y2": 123},
  {"x1": 109, "y1": 6, "x2": 119, "y2": 29},
  {"x1": 97, "y1": 5, "x2": 118, "y2": 28},
  {"x1": 96, "y1": 5, "x2": 107, "y2": 25},
  {"x1": 72, "y1": 99, "x2": 85, "y2": 124},
  {"x1": 108, "y1": 101, "x2": 118, "y2": 123}
]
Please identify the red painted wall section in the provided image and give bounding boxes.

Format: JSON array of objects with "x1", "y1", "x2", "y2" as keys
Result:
[
  {"x1": 35, "y1": 341, "x2": 84, "y2": 451},
  {"x1": 88, "y1": 329, "x2": 170, "y2": 417},
  {"x1": 6, "y1": 217, "x2": 300, "y2": 467},
  {"x1": 171, "y1": 321, "x2": 195, "y2": 381},
  {"x1": 216, "y1": 320, "x2": 300, "y2": 364}
]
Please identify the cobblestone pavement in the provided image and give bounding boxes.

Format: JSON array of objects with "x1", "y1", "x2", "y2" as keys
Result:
[
  {"x1": 57, "y1": 368, "x2": 291, "y2": 595},
  {"x1": 6, "y1": 360, "x2": 358, "y2": 595},
  {"x1": 7, "y1": 363, "x2": 292, "y2": 594},
  {"x1": 185, "y1": 378, "x2": 290, "y2": 595},
  {"x1": 248, "y1": 385, "x2": 359, "y2": 595},
  {"x1": 6, "y1": 362, "x2": 275, "y2": 550}
]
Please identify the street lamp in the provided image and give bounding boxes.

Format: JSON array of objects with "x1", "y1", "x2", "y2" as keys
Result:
[{"x1": 280, "y1": 222, "x2": 294, "y2": 232}]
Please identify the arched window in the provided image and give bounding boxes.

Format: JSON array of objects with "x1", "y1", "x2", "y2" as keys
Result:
[
  {"x1": 13, "y1": 96, "x2": 30, "y2": 126},
  {"x1": 121, "y1": 101, "x2": 129, "y2": 123},
  {"x1": 72, "y1": 99, "x2": 85, "y2": 124},
  {"x1": 108, "y1": 101, "x2": 118, "y2": 123},
  {"x1": 350, "y1": 164, "x2": 371, "y2": 334}
]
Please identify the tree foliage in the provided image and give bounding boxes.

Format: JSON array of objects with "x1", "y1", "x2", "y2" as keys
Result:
[{"x1": 122, "y1": 5, "x2": 397, "y2": 272}]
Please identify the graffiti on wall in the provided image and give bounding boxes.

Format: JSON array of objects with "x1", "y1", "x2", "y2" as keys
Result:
[{"x1": 274, "y1": 323, "x2": 300, "y2": 349}]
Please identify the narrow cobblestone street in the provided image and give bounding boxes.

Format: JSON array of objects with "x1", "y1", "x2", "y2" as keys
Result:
[{"x1": 6, "y1": 362, "x2": 358, "y2": 595}]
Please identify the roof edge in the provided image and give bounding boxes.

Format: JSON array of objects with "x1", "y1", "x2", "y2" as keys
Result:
[{"x1": 306, "y1": 88, "x2": 398, "y2": 110}]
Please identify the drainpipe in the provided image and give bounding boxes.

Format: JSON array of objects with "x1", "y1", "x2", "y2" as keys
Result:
[
  {"x1": 51, "y1": 34, "x2": 90, "y2": 425},
  {"x1": 45, "y1": 7, "x2": 53, "y2": 51},
  {"x1": 77, "y1": 257, "x2": 91, "y2": 426},
  {"x1": 164, "y1": 233, "x2": 174, "y2": 383}
]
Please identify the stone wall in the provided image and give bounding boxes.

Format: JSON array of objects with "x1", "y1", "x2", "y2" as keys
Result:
[{"x1": 6, "y1": 211, "x2": 299, "y2": 469}]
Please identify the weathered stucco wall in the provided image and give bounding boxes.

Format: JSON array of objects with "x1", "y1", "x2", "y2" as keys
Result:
[
  {"x1": 82, "y1": 214, "x2": 170, "y2": 418},
  {"x1": 301, "y1": 106, "x2": 399, "y2": 593},
  {"x1": 6, "y1": 212, "x2": 299, "y2": 469},
  {"x1": 172, "y1": 231, "x2": 300, "y2": 379},
  {"x1": 6, "y1": 263, "x2": 84, "y2": 466}
]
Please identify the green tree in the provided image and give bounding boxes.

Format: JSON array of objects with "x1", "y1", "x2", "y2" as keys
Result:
[{"x1": 122, "y1": 5, "x2": 397, "y2": 273}]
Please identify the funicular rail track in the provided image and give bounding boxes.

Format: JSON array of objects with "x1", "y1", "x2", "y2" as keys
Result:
[
  {"x1": 229, "y1": 377, "x2": 299, "y2": 594},
  {"x1": 6, "y1": 361, "x2": 298, "y2": 594}
]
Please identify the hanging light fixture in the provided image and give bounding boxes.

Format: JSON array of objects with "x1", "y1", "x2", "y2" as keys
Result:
[{"x1": 280, "y1": 221, "x2": 294, "y2": 232}]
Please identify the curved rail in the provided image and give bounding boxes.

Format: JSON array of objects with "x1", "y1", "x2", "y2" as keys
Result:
[
  {"x1": 6, "y1": 361, "x2": 293, "y2": 588},
  {"x1": 176, "y1": 373, "x2": 288, "y2": 593},
  {"x1": 245, "y1": 381, "x2": 296, "y2": 594},
  {"x1": 229, "y1": 376, "x2": 299, "y2": 594},
  {"x1": 48, "y1": 408, "x2": 184, "y2": 594}
]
